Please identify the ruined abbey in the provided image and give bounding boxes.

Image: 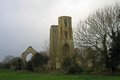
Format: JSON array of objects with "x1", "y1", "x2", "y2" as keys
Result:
[
  {"x1": 21, "y1": 16, "x2": 75, "y2": 69},
  {"x1": 49, "y1": 16, "x2": 74, "y2": 69}
]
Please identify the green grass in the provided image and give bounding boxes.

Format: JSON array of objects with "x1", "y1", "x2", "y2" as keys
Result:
[{"x1": 0, "y1": 70, "x2": 120, "y2": 80}]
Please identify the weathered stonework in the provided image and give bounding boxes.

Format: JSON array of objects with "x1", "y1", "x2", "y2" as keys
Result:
[
  {"x1": 50, "y1": 16, "x2": 74, "y2": 69},
  {"x1": 21, "y1": 46, "x2": 38, "y2": 64}
]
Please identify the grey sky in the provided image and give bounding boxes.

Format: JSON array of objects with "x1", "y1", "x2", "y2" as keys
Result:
[{"x1": 0, "y1": 0, "x2": 119, "y2": 61}]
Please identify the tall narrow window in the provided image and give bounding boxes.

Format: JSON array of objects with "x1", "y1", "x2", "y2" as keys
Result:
[
  {"x1": 64, "y1": 31, "x2": 68, "y2": 39},
  {"x1": 63, "y1": 44, "x2": 69, "y2": 54},
  {"x1": 64, "y1": 18, "x2": 67, "y2": 27}
]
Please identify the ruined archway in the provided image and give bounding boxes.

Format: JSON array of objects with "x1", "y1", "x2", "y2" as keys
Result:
[
  {"x1": 26, "y1": 53, "x2": 33, "y2": 62},
  {"x1": 21, "y1": 46, "x2": 38, "y2": 64}
]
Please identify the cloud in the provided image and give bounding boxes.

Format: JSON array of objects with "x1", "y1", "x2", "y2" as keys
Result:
[{"x1": 0, "y1": 0, "x2": 119, "y2": 61}]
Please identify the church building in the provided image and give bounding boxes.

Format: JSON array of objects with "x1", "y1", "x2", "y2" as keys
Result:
[{"x1": 49, "y1": 16, "x2": 74, "y2": 69}]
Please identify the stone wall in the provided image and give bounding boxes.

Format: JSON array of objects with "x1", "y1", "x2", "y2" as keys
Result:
[{"x1": 49, "y1": 16, "x2": 74, "y2": 69}]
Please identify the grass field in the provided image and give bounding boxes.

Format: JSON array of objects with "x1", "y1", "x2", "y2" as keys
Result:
[{"x1": 0, "y1": 70, "x2": 120, "y2": 80}]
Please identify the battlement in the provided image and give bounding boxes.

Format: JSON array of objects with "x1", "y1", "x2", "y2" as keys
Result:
[
  {"x1": 51, "y1": 25, "x2": 58, "y2": 28},
  {"x1": 58, "y1": 16, "x2": 71, "y2": 18}
]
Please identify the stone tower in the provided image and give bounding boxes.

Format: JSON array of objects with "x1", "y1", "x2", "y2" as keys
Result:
[{"x1": 50, "y1": 16, "x2": 74, "y2": 69}]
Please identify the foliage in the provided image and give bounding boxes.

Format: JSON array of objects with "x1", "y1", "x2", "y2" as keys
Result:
[
  {"x1": 0, "y1": 62, "x2": 5, "y2": 69},
  {"x1": 2, "y1": 55, "x2": 14, "y2": 69},
  {"x1": 26, "y1": 52, "x2": 49, "y2": 72},
  {"x1": 76, "y1": 47, "x2": 102, "y2": 72},
  {"x1": 62, "y1": 57, "x2": 83, "y2": 74},
  {"x1": 74, "y1": 3, "x2": 120, "y2": 73},
  {"x1": 1, "y1": 56, "x2": 23, "y2": 70},
  {"x1": 25, "y1": 60, "x2": 33, "y2": 71},
  {"x1": 10, "y1": 57, "x2": 23, "y2": 70},
  {"x1": 108, "y1": 31, "x2": 120, "y2": 72}
]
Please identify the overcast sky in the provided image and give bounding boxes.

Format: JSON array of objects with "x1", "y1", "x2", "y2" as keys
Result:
[{"x1": 0, "y1": 0, "x2": 119, "y2": 61}]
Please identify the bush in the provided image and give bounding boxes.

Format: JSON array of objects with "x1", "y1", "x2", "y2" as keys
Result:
[
  {"x1": 10, "y1": 57, "x2": 23, "y2": 71},
  {"x1": 62, "y1": 57, "x2": 83, "y2": 74},
  {"x1": 25, "y1": 53, "x2": 49, "y2": 72},
  {"x1": 25, "y1": 61, "x2": 33, "y2": 71}
]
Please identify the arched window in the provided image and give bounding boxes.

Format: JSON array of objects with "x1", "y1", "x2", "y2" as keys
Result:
[
  {"x1": 64, "y1": 18, "x2": 67, "y2": 27},
  {"x1": 63, "y1": 44, "x2": 69, "y2": 54},
  {"x1": 26, "y1": 53, "x2": 33, "y2": 62},
  {"x1": 64, "y1": 31, "x2": 68, "y2": 39}
]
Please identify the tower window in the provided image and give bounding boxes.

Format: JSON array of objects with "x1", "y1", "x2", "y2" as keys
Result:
[
  {"x1": 64, "y1": 31, "x2": 68, "y2": 39},
  {"x1": 63, "y1": 44, "x2": 69, "y2": 54},
  {"x1": 64, "y1": 18, "x2": 67, "y2": 27}
]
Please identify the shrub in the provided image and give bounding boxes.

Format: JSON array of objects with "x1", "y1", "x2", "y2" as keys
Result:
[{"x1": 62, "y1": 57, "x2": 83, "y2": 74}]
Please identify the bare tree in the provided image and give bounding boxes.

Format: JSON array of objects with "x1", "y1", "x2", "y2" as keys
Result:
[
  {"x1": 74, "y1": 3, "x2": 120, "y2": 72},
  {"x1": 42, "y1": 40, "x2": 49, "y2": 56},
  {"x1": 3, "y1": 55, "x2": 14, "y2": 64}
]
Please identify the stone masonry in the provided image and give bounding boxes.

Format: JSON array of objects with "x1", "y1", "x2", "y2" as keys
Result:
[{"x1": 49, "y1": 16, "x2": 74, "y2": 69}]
